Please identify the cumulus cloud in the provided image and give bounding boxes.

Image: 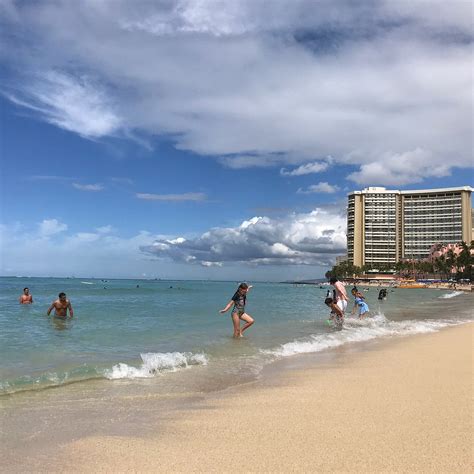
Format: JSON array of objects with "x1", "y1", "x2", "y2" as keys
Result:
[
  {"x1": 136, "y1": 192, "x2": 207, "y2": 201},
  {"x1": 0, "y1": 221, "x2": 172, "y2": 278},
  {"x1": 1, "y1": 0, "x2": 472, "y2": 185},
  {"x1": 140, "y1": 208, "x2": 347, "y2": 266},
  {"x1": 297, "y1": 182, "x2": 340, "y2": 194},
  {"x1": 38, "y1": 218, "x2": 68, "y2": 237},
  {"x1": 72, "y1": 183, "x2": 104, "y2": 191}
]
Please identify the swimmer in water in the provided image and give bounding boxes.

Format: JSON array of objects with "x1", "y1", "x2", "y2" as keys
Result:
[
  {"x1": 47, "y1": 292, "x2": 74, "y2": 319},
  {"x1": 19, "y1": 287, "x2": 33, "y2": 304}
]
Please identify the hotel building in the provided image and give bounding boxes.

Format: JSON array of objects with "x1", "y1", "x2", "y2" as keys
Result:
[{"x1": 347, "y1": 186, "x2": 473, "y2": 267}]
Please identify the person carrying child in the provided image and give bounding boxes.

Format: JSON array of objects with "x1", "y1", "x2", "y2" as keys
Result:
[{"x1": 219, "y1": 283, "x2": 255, "y2": 338}]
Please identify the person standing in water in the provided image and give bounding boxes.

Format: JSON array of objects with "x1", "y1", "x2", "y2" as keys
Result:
[
  {"x1": 351, "y1": 288, "x2": 370, "y2": 319},
  {"x1": 329, "y1": 277, "x2": 349, "y2": 314},
  {"x1": 19, "y1": 287, "x2": 33, "y2": 304},
  {"x1": 219, "y1": 283, "x2": 254, "y2": 338},
  {"x1": 47, "y1": 293, "x2": 74, "y2": 319}
]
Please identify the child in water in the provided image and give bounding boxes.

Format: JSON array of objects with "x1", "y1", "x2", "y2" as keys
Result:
[
  {"x1": 324, "y1": 297, "x2": 344, "y2": 328},
  {"x1": 219, "y1": 283, "x2": 255, "y2": 338},
  {"x1": 351, "y1": 288, "x2": 370, "y2": 319}
]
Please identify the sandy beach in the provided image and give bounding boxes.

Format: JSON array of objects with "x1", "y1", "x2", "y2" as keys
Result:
[{"x1": 27, "y1": 323, "x2": 470, "y2": 473}]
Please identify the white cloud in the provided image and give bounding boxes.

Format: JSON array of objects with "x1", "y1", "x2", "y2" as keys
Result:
[
  {"x1": 346, "y1": 148, "x2": 452, "y2": 186},
  {"x1": 5, "y1": 71, "x2": 122, "y2": 139},
  {"x1": 72, "y1": 183, "x2": 104, "y2": 191},
  {"x1": 1, "y1": 1, "x2": 472, "y2": 185},
  {"x1": 298, "y1": 182, "x2": 340, "y2": 194},
  {"x1": 136, "y1": 192, "x2": 207, "y2": 201},
  {"x1": 38, "y1": 219, "x2": 68, "y2": 237},
  {"x1": 0, "y1": 213, "x2": 345, "y2": 279},
  {"x1": 96, "y1": 225, "x2": 114, "y2": 234},
  {"x1": 280, "y1": 161, "x2": 330, "y2": 177},
  {"x1": 140, "y1": 208, "x2": 346, "y2": 266}
]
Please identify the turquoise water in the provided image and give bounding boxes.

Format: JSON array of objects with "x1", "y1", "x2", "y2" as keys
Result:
[{"x1": 0, "y1": 277, "x2": 472, "y2": 396}]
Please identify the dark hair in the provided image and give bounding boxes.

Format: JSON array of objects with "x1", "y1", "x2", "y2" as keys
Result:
[
  {"x1": 58, "y1": 292, "x2": 66, "y2": 298},
  {"x1": 238, "y1": 282, "x2": 249, "y2": 290},
  {"x1": 329, "y1": 277, "x2": 338, "y2": 284},
  {"x1": 324, "y1": 297, "x2": 334, "y2": 305},
  {"x1": 352, "y1": 286, "x2": 358, "y2": 292},
  {"x1": 23, "y1": 287, "x2": 29, "y2": 291}
]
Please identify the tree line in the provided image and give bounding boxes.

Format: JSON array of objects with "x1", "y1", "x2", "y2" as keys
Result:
[{"x1": 326, "y1": 241, "x2": 474, "y2": 281}]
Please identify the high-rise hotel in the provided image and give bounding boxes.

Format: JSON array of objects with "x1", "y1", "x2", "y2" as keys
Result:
[{"x1": 347, "y1": 186, "x2": 473, "y2": 267}]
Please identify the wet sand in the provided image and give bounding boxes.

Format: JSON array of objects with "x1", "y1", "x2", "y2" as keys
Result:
[{"x1": 31, "y1": 323, "x2": 472, "y2": 473}]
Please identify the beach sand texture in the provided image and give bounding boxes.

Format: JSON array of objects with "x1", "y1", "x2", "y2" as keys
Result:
[{"x1": 44, "y1": 323, "x2": 473, "y2": 473}]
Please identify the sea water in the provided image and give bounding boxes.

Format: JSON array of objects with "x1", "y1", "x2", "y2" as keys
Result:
[{"x1": 1, "y1": 277, "x2": 472, "y2": 397}]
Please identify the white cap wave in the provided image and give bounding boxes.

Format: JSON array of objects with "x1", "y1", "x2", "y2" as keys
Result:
[
  {"x1": 263, "y1": 314, "x2": 469, "y2": 358},
  {"x1": 105, "y1": 351, "x2": 208, "y2": 379}
]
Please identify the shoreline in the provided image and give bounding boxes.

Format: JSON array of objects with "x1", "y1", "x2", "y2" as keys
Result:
[{"x1": 11, "y1": 322, "x2": 472, "y2": 473}]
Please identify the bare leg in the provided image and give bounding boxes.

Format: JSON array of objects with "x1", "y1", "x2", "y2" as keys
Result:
[
  {"x1": 231, "y1": 312, "x2": 241, "y2": 338},
  {"x1": 239, "y1": 313, "x2": 254, "y2": 336}
]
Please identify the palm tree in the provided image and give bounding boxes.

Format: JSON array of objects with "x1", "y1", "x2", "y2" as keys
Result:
[{"x1": 456, "y1": 241, "x2": 473, "y2": 280}]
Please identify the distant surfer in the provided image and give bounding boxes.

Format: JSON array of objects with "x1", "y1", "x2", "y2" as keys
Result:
[
  {"x1": 325, "y1": 297, "x2": 344, "y2": 329},
  {"x1": 47, "y1": 292, "x2": 74, "y2": 319},
  {"x1": 329, "y1": 277, "x2": 349, "y2": 315},
  {"x1": 19, "y1": 287, "x2": 33, "y2": 304},
  {"x1": 378, "y1": 288, "x2": 387, "y2": 301},
  {"x1": 219, "y1": 283, "x2": 254, "y2": 338}
]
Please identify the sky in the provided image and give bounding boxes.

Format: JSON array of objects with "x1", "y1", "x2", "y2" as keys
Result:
[{"x1": 0, "y1": 0, "x2": 473, "y2": 281}]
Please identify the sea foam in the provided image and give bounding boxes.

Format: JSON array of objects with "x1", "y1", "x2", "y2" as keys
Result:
[
  {"x1": 105, "y1": 351, "x2": 208, "y2": 379},
  {"x1": 438, "y1": 291, "x2": 464, "y2": 299},
  {"x1": 263, "y1": 314, "x2": 468, "y2": 358}
]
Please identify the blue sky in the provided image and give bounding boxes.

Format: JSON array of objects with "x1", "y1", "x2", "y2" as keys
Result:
[{"x1": 0, "y1": 0, "x2": 473, "y2": 280}]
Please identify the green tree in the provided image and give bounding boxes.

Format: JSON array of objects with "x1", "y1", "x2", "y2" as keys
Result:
[{"x1": 456, "y1": 241, "x2": 473, "y2": 280}]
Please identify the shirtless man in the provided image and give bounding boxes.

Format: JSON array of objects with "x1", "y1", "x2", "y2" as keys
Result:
[
  {"x1": 329, "y1": 277, "x2": 349, "y2": 314},
  {"x1": 19, "y1": 287, "x2": 33, "y2": 304},
  {"x1": 47, "y1": 292, "x2": 74, "y2": 319}
]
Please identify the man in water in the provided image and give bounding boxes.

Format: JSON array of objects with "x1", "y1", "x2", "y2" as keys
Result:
[
  {"x1": 47, "y1": 292, "x2": 74, "y2": 319},
  {"x1": 329, "y1": 277, "x2": 349, "y2": 314},
  {"x1": 19, "y1": 287, "x2": 33, "y2": 304}
]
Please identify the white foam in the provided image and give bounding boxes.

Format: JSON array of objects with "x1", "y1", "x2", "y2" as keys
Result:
[
  {"x1": 438, "y1": 291, "x2": 464, "y2": 299},
  {"x1": 105, "y1": 351, "x2": 208, "y2": 379},
  {"x1": 263, "y1": 313, "x2": 469, "y2": 359}
]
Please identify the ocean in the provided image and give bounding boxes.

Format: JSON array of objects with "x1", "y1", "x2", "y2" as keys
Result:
[{"x1": 1, "y1": 277, "x2": 471, "y2": 398}]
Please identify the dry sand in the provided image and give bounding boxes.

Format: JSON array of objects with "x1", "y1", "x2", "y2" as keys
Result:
[{"x1": 45, "y1": 324, "x2": 473, "y2": 472}]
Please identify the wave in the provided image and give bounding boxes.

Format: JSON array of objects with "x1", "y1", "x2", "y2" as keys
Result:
[
  {"x1": 263, "y1": 314, "x2": 469, "y2": 358},
  {"x1": 438, "y1": 291, "x2": 464, "y2": 299},
  {"x1": 1, "y1": 351, "x2": 208, "y2": 395},
  {"x1": 104, "y1": 351, "x2": 208, "y2": 380}
]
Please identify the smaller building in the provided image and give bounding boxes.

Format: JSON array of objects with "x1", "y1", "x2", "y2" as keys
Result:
[{"x1": 335, "y1": 255, "x2": 348, "y2": 265}]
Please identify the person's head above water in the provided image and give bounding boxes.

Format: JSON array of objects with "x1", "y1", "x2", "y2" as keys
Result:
[
  {"x1": 324, "y1": 297, "x2": 334, "y2": 306},
  {"x1": 58, "y1": 292, "x2": 66, "y2": 300}
]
